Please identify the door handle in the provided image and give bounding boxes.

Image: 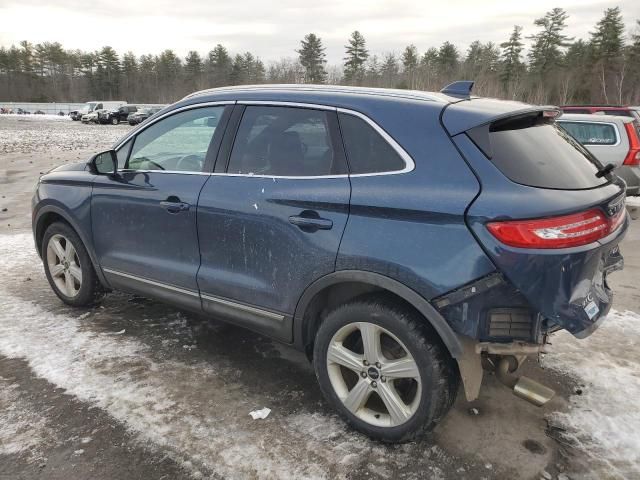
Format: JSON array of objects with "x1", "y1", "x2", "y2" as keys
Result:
[
  {"x1": 289, "y1": 215, "x2": 333, "y2": 231},
  {"x1": 160, "y1": 200, "x2": 190, "y2": 213}
]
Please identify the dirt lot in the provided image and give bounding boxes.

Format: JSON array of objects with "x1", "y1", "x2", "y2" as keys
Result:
[{"x1": 0, "y1": 115, "x2": 639, "y2": 480}]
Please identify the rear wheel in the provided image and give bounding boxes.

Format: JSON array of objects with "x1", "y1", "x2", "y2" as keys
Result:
[
  {"x1": 42, "y1": 222, "x2": 104, "y2": 306},
  {"x1": 313, "y1": 295, "x2": 458, "y2": 442}
]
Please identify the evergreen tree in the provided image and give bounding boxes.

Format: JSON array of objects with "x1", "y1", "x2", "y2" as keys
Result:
[
  {"x1": 527, "y1": 8, "x2": 573, "y2": 74},
  {"x1": 343, "y1": 31, "x2": 369, "y2": 85},
  {"x1": 184, "y1": 50, "x2": 203, "y2": 90},
  {"x1": 401, "y1": 45, "x2": 419, "y2": 88},
  {"x1": 96, "y1": 46, "x2": 120, "y2": 99},
  {"x1": 207, "y1": 44, "x2": 232, "y2": 87},
  {"x1": 437, "y1": 41, "x2": 459, "y2": 79},
  {"x1": 590, "y1": 7, "x2": 625, "y2": 61},
  {"x1": 379, "y1": 53, "x2": 399, "y2": 87},
  {"x1": 500, "y1": 26, "x2": 524, "y2": 88},
  {"x1": 297, "y1": 33, "x2": 327, "y2": 83}
]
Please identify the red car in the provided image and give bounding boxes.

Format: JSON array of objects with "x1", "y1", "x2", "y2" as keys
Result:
[{"x1": 561, "y1": 105, "x2": 640, "y2": 123}]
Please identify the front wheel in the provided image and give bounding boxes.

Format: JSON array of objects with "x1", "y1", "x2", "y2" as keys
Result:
[
  {"x1": 313, "y1": 295, "x2": 458, "y2": 442},
  {"x1": 111, "y1": 116, "x2": 118, "y2": 125},
  {"x1": 42, "y1": 222, "x2": 104, "y2": 307}
]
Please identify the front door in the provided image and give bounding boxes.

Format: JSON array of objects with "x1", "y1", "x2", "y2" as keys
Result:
[
  {"x1": 91, "y1": 105, "x2": 229, "y2": 310},
  {"x1": 196, "y1": 105, "x2": 351, "y2": 340}
]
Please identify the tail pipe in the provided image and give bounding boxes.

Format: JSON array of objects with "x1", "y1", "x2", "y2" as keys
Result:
[{"x1": 494, "y1": 356, "x2": 555, "y2": 407}]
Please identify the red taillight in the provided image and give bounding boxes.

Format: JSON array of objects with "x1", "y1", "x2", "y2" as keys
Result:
[
  {"x1": 623, "y1": 122, "x2": 640, "y2": 166},
  {"x1": 487, "y1": 207, "x2": 625, "y2": 249}
]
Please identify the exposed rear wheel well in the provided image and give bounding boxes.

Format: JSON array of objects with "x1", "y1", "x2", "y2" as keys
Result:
[{"x1": 301, "y1": 281, "x2": 448, "y2": 361}]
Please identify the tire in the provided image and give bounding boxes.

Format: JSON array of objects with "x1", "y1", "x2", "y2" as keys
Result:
[
  {"x1": 313, "y1": 294, "x2": 459, "y2": 443},
  {"x1": 42, "y1": 222, "x2": 104, "y2": 307},
  {"x1": 111, "y1": 116, "x2": 118, "y2": 125}
]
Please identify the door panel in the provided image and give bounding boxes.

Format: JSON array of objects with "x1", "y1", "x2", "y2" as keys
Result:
[
  {"x1": 92, "y1": 172, "x2": 209, "y2": 293},
  {"x1": 91, "y1": 105, "x2": 229, "y2": 309},
  {"x1": 196, "y1": 176, "x2": 350, "y2": 338},
  {"x1": 196, "y1": 105, "x2": 350, "y2": 341}
]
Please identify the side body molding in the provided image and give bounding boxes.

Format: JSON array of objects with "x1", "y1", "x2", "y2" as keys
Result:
[{"x1": 293, "y1": 270, "x2": 463, "y2": 359}]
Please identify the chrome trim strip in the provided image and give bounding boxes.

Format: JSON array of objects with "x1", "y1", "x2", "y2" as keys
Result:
[
  {"x1": 201, "y1": 293, "x2": 285, "y2": 322},
  {"x1": 103, "y1": 268, "x2": 200, "y2": 298},
  {"x1": 113, "y1": 101, "x2": 235, "y2": 151}
]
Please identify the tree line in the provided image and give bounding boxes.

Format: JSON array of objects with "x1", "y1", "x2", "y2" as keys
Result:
[{"x1": 1, "y1": 7, "x2": 639, "y2": 106}]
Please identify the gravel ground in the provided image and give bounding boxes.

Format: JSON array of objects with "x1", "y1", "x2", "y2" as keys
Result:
[{"x1": 0, "y1": 115, "x2": 639, "y2": 480}]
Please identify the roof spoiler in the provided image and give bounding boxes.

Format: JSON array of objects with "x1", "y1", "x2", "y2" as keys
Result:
[{"x1": 440, "y1": 81, "x2": 474, "y2": 99}]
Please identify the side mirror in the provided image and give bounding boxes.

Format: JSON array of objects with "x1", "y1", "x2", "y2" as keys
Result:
[{"x1": 90, "y1": 150, "x2": 118, "y2": 175}]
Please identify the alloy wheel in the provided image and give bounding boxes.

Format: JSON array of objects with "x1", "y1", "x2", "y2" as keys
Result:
[
  {"x1": 46, "y1": 234, "x2": 82, "y2": 297},
  {"x1": 326, "y1": 322, "x2": 422, "y2": 427}
]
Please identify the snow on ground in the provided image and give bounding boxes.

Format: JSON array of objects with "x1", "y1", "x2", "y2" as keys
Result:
[
  {"x1": 0, "y1": 381, "x2": 53, "y2": 461},
  {"x1": 0, "y1": 233, "x2": 376, "y2": 479},
  {"x1": 545, "y1": 310, "x2": 640, "y2": 479},
  {"x1": 0, "y1": 115, "x2": 128, "y2": 154},
  {"x1": 626, "y1": 196, "x2": 640, "y2": 208},
  {"x1": 0, "y1": 114, "x2": 71, "y2": 121}
]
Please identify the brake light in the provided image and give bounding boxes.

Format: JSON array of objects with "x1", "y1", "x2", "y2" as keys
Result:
[
  {"x1": 623, "y1": 122, "x2": 640, "y2": 166},
  {"x1": 487, "y1": 207, "x2": 625, "y2": 249}
]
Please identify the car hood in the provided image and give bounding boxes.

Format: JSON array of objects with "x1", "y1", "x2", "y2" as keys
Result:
[{"x1": 49, "y1": 161, "x2": 88, "y2": 173}]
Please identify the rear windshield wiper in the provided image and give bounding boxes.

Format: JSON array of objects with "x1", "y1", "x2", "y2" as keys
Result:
[{"x1": 595, "y1": 163, "x2": 615, "y2": 178}]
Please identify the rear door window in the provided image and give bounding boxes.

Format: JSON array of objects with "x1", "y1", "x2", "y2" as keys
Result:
[
  {"x1": 227, "y1": 106, "x2": 344, "y2": 176},
  {"x1": 338, "y1": 113, "x2": 406, "y2": 174},
  {"x1": 557, "y1": 121, "x2": 618, "y2": 146},
  {"x1": 469, "y1": 113, "x2": 608, "y2": 190}
]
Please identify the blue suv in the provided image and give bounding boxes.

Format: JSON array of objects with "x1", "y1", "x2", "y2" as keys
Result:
[{"x1": 32, "y1": 84, "x2": 628, "y2": 442}]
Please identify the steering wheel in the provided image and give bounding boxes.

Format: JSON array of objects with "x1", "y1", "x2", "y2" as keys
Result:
[{"x1": 176, "y1": 154, "x2": 204, "y2": 172}]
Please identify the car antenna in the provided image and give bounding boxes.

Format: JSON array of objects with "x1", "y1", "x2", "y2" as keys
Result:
[{"x1": 440, "y1": 81, "x2": 475, "y2": 99}]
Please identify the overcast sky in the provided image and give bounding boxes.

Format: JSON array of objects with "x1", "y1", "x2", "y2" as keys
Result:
[{"x1": 0, "y1": 0, "x2": 638, "y2": 62}]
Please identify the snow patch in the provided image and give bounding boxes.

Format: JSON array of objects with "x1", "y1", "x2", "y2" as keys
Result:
[{"x1": 545, "y1": 309, "x2": 640, "y2": 478}]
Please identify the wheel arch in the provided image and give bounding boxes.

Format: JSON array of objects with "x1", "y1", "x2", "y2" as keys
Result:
[
  {"x1": 33, "y1": 205, "x2": 110, "y2": 288},
  {"x1": 293, "y1": 270, "x2": 463, "y2": 360}
]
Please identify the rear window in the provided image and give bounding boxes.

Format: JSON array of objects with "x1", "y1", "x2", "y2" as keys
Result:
[
  {"x1": 468, "y1": 113, "x2": 608, "y2": 190},
  {"x1": 557, "y1": 121, "x2": 618, "y2": 146},
  {"x1": 338, "y1": 113, "x2": 406, "y2": 174}
]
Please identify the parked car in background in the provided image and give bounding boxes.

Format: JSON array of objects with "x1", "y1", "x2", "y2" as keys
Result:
[
  {"x1": 80, "y1": 101, "x2": 127, "y2": 123},
  {"x1": 69, "y1": 110, "x2": 81, "y2": 120},
  {"x1": 32, "y1": 84, "x2": 629, "y2": 442},
  {"x1": 99, "y1": 105, "x2": 138, "y2": 125},
  {"x1": 561, "y1": 105, "x2": 640, "y2": 123},
  {"x1": 557, "y1": 113, "x2": 640, "y2": 196},
  {"x1": 127, "y1": 106, "x2": 165, "y2": 125}
]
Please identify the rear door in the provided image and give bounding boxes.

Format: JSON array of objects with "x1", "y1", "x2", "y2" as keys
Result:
[
  {"x1": 196, "y1": 104, "x2": 350, "y2": 340},
  {"x1": 92, "y1": 104, "x2": 231, "y2": 311}
]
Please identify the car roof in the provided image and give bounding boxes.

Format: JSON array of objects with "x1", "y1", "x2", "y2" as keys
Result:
[
  {"x1": 174, "y1": 84, "x2": 544, "y2": 136},
  {"x1": 558, "y1": 113, "x2": 635, "y2": 125}
]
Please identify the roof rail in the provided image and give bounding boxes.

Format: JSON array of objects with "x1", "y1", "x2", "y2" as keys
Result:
[{"x1": 440, "y1": 81, "x2": 474, "y2": 99}]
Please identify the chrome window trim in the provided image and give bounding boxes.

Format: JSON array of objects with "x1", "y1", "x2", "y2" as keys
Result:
[
  {"x1": 103, "y1": 268, "x2": 200, "y2": 298},
  {"x1": 336, "y1": 107, "x2": 416, "y2": 176},
  {"x1": 201, "y1": 293, "x2": 285, "y2": 322},
  {"x1": 112, "y1": 100, "x2": 416, "y2": 178},
  {"x1": 556, "y1": 119, "x2": 622, "y2": 147}
]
